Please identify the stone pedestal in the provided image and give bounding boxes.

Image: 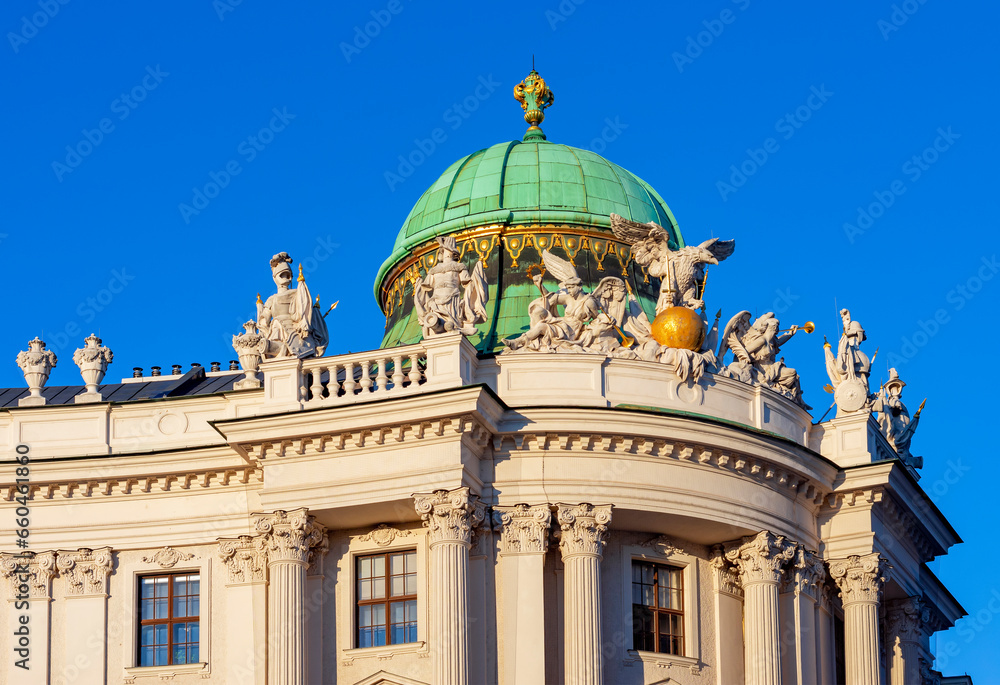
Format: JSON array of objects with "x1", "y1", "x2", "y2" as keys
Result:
[
  {"x1": 253, "y1": 509, "x2": 327, "y2": 685},
  {"x1": 725, "y1": 531, "x2": 795, "y2": 685},
  {"x1": 414, "y1": 487, "x2": 486, "y2": 685},
  {"x1": 886, "y1": 596, "x2": 926, "y2": 685},
  {"x1": 493, "y1": 504, "x2": 552, "y2": 685},
  {"x1": 830, "y1": 553, "x2": 886, "y2": 685},
  {"x1": 556, "y1": 503, "x2": 611, "y2": 685}
]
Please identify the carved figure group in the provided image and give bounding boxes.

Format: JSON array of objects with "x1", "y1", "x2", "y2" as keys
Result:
[
  {"x1": 610, "y1": 213, "x2": 735, "y2": 312},
  {"x1": 718, "y1": 311, "x2": 807, "y2": 405},
  {"x1": 256, "y1": 252, "x2": 329, "y2": 360},
  {"x1": 413, "y1": 237, "x2": 489, "y2": 338}
]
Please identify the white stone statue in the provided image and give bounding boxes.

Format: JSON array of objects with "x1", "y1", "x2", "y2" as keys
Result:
[
  {"x1": 232, "y1": 321, "x2": 264, "y2": 390},
  {"x1": 256, "y1": 252, "x2": 329, "y2": 359},
  {"x1": 824, "y1": 308, "x2": 872, "y2": 414},
  {"x1": 413, "y1": 236, "x2": 489, "y2": 337},
  {"x1": 873, "y1": 368, "x2": 924, "y2": 466},
  {"x1": 72, "y1": 334, "x2": 113, "y2": 403},
  {"x1": 718, "y1": 311, "x2": 807, "y2": 406},
  {"x1": 610, "y1": 213, "x2": 735, "y2": 312},
  {"x1": 16, "y1": 337, "x2": 58, "y2": 407}
]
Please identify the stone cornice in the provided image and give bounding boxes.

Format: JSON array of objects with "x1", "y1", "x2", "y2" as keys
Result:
[
  {"x1": 823, "y1": 485, "x2": 939, "y2": 564},
  {"x1": 492, "y1": 504, "x2": 552, "y2": 554},
  {"x1": 724, "y1": 531, "x2": 796, "y2": 586},
  {"x1": 413, "y1": 487, "x2": 486, "y2": 546},
  {"x1": 829, "y1": 553, "x2": 887, "y2": 606},
  {"x1": 2, "y1": 465, "x2": 262, "y2": 502},
  {"x1": 494, "y1": 430, "x2": 831, "y2": 508},
  {"x1": 0, "y1": 551, "x2": 57, "y2": 600},
  {"x1": 556, "y1": 503, "x2": 612, "y2": 558},
  {"x1": 56, "y1": 547, "x2": 114, "y2": 596}
]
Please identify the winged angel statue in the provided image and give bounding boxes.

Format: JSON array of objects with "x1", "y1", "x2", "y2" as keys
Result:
[
  {"x1": 717, "y1": 311, "x2": 808, "y2": 406},
  {"x1": 413, "y1": 236, "x2": 489, "y2": 337},
  {"x1": 610, "y1": 214, "x2": 734, "y2": 313}
]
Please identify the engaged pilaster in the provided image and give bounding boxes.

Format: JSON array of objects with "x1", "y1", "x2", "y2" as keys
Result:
[
  {"x1": 493, "y1": 504, "x2": 552, "y2": 685},
  {"x1": 57, "y1": 547, "x2": 114, "y2": 685},
  {"x1": 780, "y1": 546, "x2": 826, "y2": 685},
  {"x1": 218, "y1": 535, "x2": 270, "y2": 685},
  {"x1": 885, "y1": 596, "x2": 926, "y2": 685},
  {"x1": 724, "y1": 531, "x2": 795, "y2": 685},
  {"x1": 1, "y1": 552, "x2": 56, "y2": 685},
  {"x1": 253, "y1": 509, "x2": 327, "y2": 685},
  {"x1": 414, "y1": 487, "x2": 486, "y2": 685},
  {"x1": 829, "y1": 553, "x2": 886, "y2": 685},
  {"x1": 556, "y1": 503, "x2": 612, "y2": 685}
]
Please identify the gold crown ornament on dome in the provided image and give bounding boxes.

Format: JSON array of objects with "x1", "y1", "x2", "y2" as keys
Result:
[{"x1": 513, "y1": 66, "x2": 554, "y2": 141}]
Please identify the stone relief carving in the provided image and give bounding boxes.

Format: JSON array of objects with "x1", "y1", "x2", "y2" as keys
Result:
[
  {"x1": 217, "y1": 535, "x2": 269, "y2": 584},
  {"x1": 256, "y1": 252, "x2": 330, "y2": 359},
  {"x1": 873, "y1": 368, "x2": 925, "y2": 467},
  {"x1": 492, "y1": 504, "x2": 552, "y2": 554},
  {"x1": 358, "y1": 524, "x2": 414, "y2": 548},
  {"x1": 824, "y1": 308, "x2": 873, "y2": 415},
  {"x1": 72, "y1": 333, "x2": 113, "y2": 402},
  {"x1": 0, "y1": 551, "x2": 57, "y2": 599},
  {"x1": 57, "y1": 547, "x2": 114, "y2": 596},
  {"x1": 413, "y1": 487, "x2": 486, "y2": 546},
  {"x1": 886, "y1": 596, "x2": 928, "y2": 643},
  {"x1": 413, "y1": 236, "x2": 489, "y2": 337},
  {"x1": 829, "y1": 553, "x2": 886, "y2": 605},
  {"x1": 718, "y1": 311, "x2": 810, "y2": 407},
  {"x1": 709, "y1": 545, "x2": 743, "y2": 597},
  {"x1": 640, "y1": 534, "x2": 687, "y2": 558},
  {"x1": 555, "y1": 503, "x2": 612, "y2": 557},
  {"x1": 141, "y1": 546, "x2": 195, "y2": 569},
  {"x1": 16, "y1": 337, "x2": 57, "y2": 407}
]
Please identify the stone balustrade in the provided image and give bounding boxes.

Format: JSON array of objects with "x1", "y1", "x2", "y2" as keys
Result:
[{"x1": 300, "y1": 344, "x2": 426, "y2": 408}]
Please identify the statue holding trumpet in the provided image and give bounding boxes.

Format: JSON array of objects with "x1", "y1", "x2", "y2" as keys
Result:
[{"x1": 718, "y1": 311, "x2": 814, "y2": 406}]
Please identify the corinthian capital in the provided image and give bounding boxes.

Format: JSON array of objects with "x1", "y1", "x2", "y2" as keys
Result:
[
  {"x1": 56, "y1": 547, "x2": 114, "y2": 596},
  {"x1": 0, "y1": 551, "x2": 57, "y2": 600},
  {"x1": 829, "y1": 553, "x2": 886, "y2": 606},
  {"x1": 413, "y1": 487, "x2": 486, "y2": 546},
  {"x1": 724, "y1": 531, "x2": 795, "y2": 586},
  {"x1": 253, "y1": 509, "x2": 327, "y2": 565},
  {"x1": 789, "y1": 547, "x2": 827, "y2": 600},
  {"x1": 555, "y1": 503, "x2": 612, "y2": 558},
  {"x1": 886, "y1": 596, "x2": 927, "y2": 643},
  {"x1": 492, "y1": 504, "x2": 552, "y2": 554},
  {"x1": 217, "y1": 534, "x2": 269, "y2": 584}
]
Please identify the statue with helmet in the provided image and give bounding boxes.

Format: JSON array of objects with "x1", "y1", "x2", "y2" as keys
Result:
[
  {"x1": 256, "y1": 252, "x2": 330, "y2": 359},
  {"x1": 413, "y1": 236, "x2": 489, "y2": 338}
]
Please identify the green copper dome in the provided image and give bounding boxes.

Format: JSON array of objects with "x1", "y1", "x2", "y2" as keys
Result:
[{"x1": 375, "y1": 140, "x2": 683, "y2": 297}]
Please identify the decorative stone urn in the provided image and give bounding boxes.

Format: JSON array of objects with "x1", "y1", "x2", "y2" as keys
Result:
[
  {"x1": 232, "y1": 320, "x2": 264, "y2": 390},
  {"x1": 73, "y1": 334, "x2": 114, "y2": 403},
  {"x1": 16, "y1": 337, "x2": 58, "y2": 407}
]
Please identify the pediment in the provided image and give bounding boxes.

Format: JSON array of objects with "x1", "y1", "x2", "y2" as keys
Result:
[{"x1": 354, "y1": 670, "x2": 430, "y2": 685}]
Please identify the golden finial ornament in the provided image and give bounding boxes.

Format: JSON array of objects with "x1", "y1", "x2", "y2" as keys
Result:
[
  {"x1": 514, "y1": 66, "x2": 554, "y2": 141},
  {"x1": 297, "y1": 263, "x2": 305, "y2": 283}
]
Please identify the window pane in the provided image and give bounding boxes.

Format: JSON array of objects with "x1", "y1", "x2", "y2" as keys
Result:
[
  {"x1": 372, "y1": 576, "x2": 386, "y2": 600},
  {"x1": 359, "y1": 556, "x2": 371, "y2": 578},
  {"x1": 140, "y1": 646, "x2": 154, "y2": 666},
  {"x1": 372, "y1": 603, "x2": 386, "y2": 625},
  {"x1": 174, "y1": 646, "x2": 188, "y2": 665},
  {"x1": 155, "y1": 598, "x2": 168, "y2": 619},
  {"x1": 391, "y1": 601, "x2": 406, "y2": 625},
  {"x1": 155, "y1": 646, "x2": 168, "y2": 666},
  {"x1": 391, "y1": 575, "x2": 405, "y2": 597},
  {"x1": 641, "y1": 564, "x2": 653, "y2": 584},
  {"x1": 390, "y1": 553, "x2": 405, "y2": 575},
  {"x1": 190, "y1": 595, "x2": 200, "y2": 618},
  {"x1": 174, "y1": 578, "x2": 187, "y2": 597},
  {"x1": 405, "y1": 551, "x2": 416, "y2": 573},
  {"x1": 141, "y1": 579, "x2": 154, "y2": 598},
  {"x1": 154, "y1": 577, "x2": 168, "y2": 597},
  {"x1": 174, "y1": 595, "x2": 187, "y2": 618},
  {"x1": 188, "y1": 576, "x2": 200, "y2": 595},
  {"x1": 373, "y1": 626, "x2": 386, "y2": 647},
  {"x1": 373, "y1": 555, "x2": 385, "y2": 577},
  {"x1": 642, "y1": 584, "x2": 655, "y2": 607},
  {"x1": 140, "y1": 625, "x2": 155, "y2": 647},
  {"x1": 140, "y1": 598, "x2": 154, "y2": 620},
  {"x1": 190, "y1": 644, "x2": 199, "y2": 663},
  {"x1": 189, "y1": 622, "x2": 200, "y2": 644},
  {"x1": 359, "y1": 579, "x2": 372, "y2": 601},
  {"x1": 173, "y1": 623, "x2": 188, "y2": 645},
  {"x1": 359, "y1": 605, "x2": 373, "y2": 628},
  {"x1": 632, "y1": 604, "x2": 654, "y2": 651},
  {"x1": 405, "y1": 573, "x2": 417, "y2": 596}
]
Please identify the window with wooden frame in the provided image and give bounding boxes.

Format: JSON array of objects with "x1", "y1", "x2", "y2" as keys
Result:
[
  {"x1": 356, "y1": 550, "x2": 417, "y2": 648},
  {"x1": 632, "y1": 560, "x2": 684, "y2": 655},
  {"x1": 137, "y1": 572, "x2": 200, "y2": 666}
]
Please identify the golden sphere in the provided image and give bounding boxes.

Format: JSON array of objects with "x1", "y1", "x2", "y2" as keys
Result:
[{"x1": 650, "y1": 307, "x2": 706, "y2": 351}]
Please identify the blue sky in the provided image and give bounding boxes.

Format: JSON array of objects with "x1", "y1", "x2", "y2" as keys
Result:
[{"x1": 2, "y1": 0, "x2": 996, "y2": 676}]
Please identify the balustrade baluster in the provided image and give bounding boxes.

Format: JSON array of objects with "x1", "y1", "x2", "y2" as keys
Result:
[
  {"x1": 376, "y1": 358, "x2": 389, "y2": 391},
  {"x1": 392, "y1": 355, "x2": 404, "y2": 388},
  {"x1": 360, "y1": 360, "x2": 372, "y2": 392},
  {"x1": 310, "y1": 365, "x2": 324, "y2": 402},
  {"x1": 344, "y1": 362, "x2": 356, "y2": 395},
  {"x1": 408, "y1": 354, "x2": 423, "y2": 385}
]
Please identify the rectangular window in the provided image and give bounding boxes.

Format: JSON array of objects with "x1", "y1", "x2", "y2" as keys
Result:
[
  {"x1": 137, "y1": 573, "x2": 200, "y2": 666},
  {"x1": 356, "y1": 550, "x2": 417, "y2": 648},
  {"x1": 632, "y1": 560, "x2": 684, "y2": 656}
]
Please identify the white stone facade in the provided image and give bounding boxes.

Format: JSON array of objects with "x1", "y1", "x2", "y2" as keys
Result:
[{"x1": 0, "y1": 334, "x2": 964, "y2": 684}]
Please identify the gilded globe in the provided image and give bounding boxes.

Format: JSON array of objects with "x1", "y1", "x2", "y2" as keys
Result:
[{"x1": 650, "y1": 307, "x2": 706, "y2": 351}]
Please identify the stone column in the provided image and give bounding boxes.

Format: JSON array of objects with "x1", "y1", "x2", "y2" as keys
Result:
[
  {"x1": 779, "y1": 547, "x2": 825, "y2": 685},
  {"x1": 254, "y1": 509, "x2": 327, "y2": 685},
  {"x1": 885, "y1": 596, "x2": 926, "y2": 685},
  {"x1": 829, "y1": 553, "x2": 886, "y2": 685},
  {"x1": 57, "y1": 547, "x2": 114, "y2": 685},
  {"x1": 556, "y1": 503, "x2": 612, "y2": 685},
  {"x1": 493, "y1": 504, "x2": 552, "y2": 685},
  {"x1": 414, "y1": 487, "x2": 486, "y2": 685},
  {"x1": 218, "y1": 535, "x2": 270, "y2": 685},
  {"x1": 1, "y1": 552, "x2": 56, "y2": 685},
  {"x1": 724, "y1": 531, "x2": 795, "y2": 685}
]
